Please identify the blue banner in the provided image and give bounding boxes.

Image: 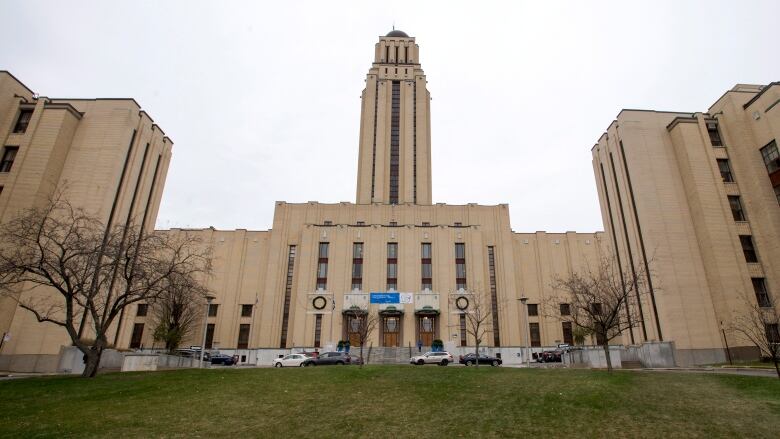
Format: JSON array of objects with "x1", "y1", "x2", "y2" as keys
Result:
[{"x1": 370, "y1": 292, "x2": 400, "y2": 304}]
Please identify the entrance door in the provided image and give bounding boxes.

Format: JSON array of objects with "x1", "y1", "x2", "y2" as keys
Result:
[
  {"x1": 382, "y1": 316, "x2": 400, "y2": 347},
  {"x1": 346, "y1": 314, "x2": 362, "y2": 347},
  {"x1": 418, "y1": 316, "x2": 435, "y2": 346}
]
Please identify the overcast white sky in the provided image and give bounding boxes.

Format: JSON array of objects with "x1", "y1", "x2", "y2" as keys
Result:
[{"x1": 2, "y1": 1, "x2": 778, "y2": 232}]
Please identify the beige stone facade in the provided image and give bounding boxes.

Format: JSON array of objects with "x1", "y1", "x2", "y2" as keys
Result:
[
  {"x1": 0, "y1": 71, "x2": 172, "y2": 371},
  {"x1": 1, "y1": 31, "x2": 776, "y2": 371},
  {"x1": 592, "y1": 83, "x2": 780, "y2": 365}
]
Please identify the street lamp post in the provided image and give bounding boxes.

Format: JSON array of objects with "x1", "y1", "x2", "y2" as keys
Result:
[
  {"x1": 519, "y1": 296, "x2": 530, "y2": 367},
  {"x1": 199, "y1": 294, "x2": 216, "y2": 368}
]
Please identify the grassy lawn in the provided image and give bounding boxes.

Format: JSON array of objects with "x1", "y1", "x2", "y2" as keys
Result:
[{"x1": 1, "y1": 366, "x2": 779, "y2": 438}]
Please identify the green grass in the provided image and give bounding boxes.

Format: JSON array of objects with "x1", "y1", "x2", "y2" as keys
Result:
[{"x1": 1, "y1": 366, "x2": 779, "y2": 438}]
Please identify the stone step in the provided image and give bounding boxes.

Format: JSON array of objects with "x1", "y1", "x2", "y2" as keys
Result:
[{"x1": 622, "y1": 360, "x2": 643, "y2": 369}]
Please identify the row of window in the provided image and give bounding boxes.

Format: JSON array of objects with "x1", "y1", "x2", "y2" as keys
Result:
[{"x1": 129, "y1": 322, "x2": 252, "y2": 350}]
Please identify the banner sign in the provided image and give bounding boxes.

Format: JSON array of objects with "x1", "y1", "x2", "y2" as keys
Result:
[{"x1": 370, "y1": 292, "x2": 414, "y2": 304}]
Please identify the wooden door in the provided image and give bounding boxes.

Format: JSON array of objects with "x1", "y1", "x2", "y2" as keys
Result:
[
  {"x1": 419, "y1": 316, "x2": 435, "y2": 346},
  {"x1": 382, "y1": 316, "x2": 400, "y2": 347}
]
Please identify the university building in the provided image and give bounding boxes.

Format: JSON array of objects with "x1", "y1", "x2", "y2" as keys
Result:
[{"x1": 0, "y1": 31, "x2": 777, "y2": 371}]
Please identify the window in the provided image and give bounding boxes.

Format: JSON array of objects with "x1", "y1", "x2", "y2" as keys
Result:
[
  {"x1": 241, "y1": 304, "x2": 253, "y2": 317},
  {"x1": 527, "y1": 304, "x2": 539, "y2": 317},
  {"x1": 560, "y1": 303, "x2": 571, "y2": 316},
  {"x1": 529, "y1": 323, "x2": 541, "y2": 347},
  {"x1": 706, "y1": 121, "x2": 723, "y2": 146},
  {"x1": 562, "y1": 322, "x2": 573, "y2": 345},
  {"x1": 728, "y1": 196, "x2": 746, "y2": 221},
  {"x1": 389, "y1": 221, "x2": 398, "y2": 227},
  {"x1": 739, "y1": 235, "x2": 758, "y2": 263},
  {"x1": 760, "y1": 140, "x2": 779, "y2": 174},
  {"x1": 314, "y1": 314, "x2": 322, "y2": 348},
  {"x1": 422, "y1": 222, "x2": 430, "y2": 227},
  {"x1": 767, "y1": 324, "x2": 780, "y2": 344},
  {"x1": 279, "y1": 245, "x2": 296, "y2": 348},
  {"x1": 237, "y1": 324, "x2": 250, "y2": 349},
  {"x1": 208, "y1": 304, "x2": 219, "y2": 317},
  {"x1": 323, "y1": 220, "x2": 332, "y2": 226},
  {"x1": 130, "y1": 323, "x2": 144, "y2": 349},
  {"x1": 487, "y1": 246, "x2": 500, "y2": 347},
  {"x1": 0, "y1": 147, "x2": 19, "y2": 173},
  {"x1": 455, "y1": 243, "x2": 466, "y2": 290},
  {"x1": 389, "y1": 81, "x2": 400, "y2": 204},
  {"x1": 205, "y1": 323, "x2": 215, "y2": 349},
  {"x1": 459, "y1": 314, "x2": 467, "y2": 347},
  {"x1": 421, "y1": 243, "x2": 432, "y2": 290},
  {"x1": 356, "y1": 221, "x2": 365, "y2": 226},
  {"x1": 717, "y1": 159, "x2": 733, "y2": 182},
  {"x1": 12, "y1": 109, "x2": 33, "y2": 134},
  {"x1": 317, "y1": 242, "x2": 329, "y2": 290},
  {"x1": 752, "y1": 278, "x2": 771, "y2": 308},
  {"x1": 136, "y1": 304, "x2": 148, "y2": 317},
  {"x1": 351, "y1": 243, "x2": 363, "y2": 290},
  {"x1": 387, "y1": 243, "x2": 398, "y2": 290},
  {"x1": 454, "y1": 222, "x2": 462, "y2": 227}
]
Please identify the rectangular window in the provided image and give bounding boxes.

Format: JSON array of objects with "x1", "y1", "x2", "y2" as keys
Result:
[
  {"x1": 237, "y1": 324, "x2": 250, "y2": 349},
  {"x1": 422, "y1": 222, "x2": 430, "y2": 227},
  {"x1": 208, "y1": 304, "x2": 219, "y2": 317},
  {"x1": 205, "y1": 323, "x2": 215, "y2": 349},
  {"x1": 280, "y1": 245, "x2": 296, "y2": 348},
  {"x1": 314, "y1": 314, "x2": 323, "y2": 348},
  {"x1": 421, "y1": 243, "x2": 432, "y2": 290},
  {"x1": 562, "y1": 322, "x2": 573, "y2": 345},
  {"x1": 487, "y1": 246, "x2": 500, "y2": 347},
  {"x1": 356, "y1": 221, "x2": 365, "y2": 226},
  {"x1": 728, "y1": 196, "x2": 746, "y2": 221},
  {"x1": 455, "y1": 243, "x2": 467, "y2": 290},
  {"x1": 323, "y1": 220, "x2": 332, "y2": 226},
  {"x1": 352, "y1": 242, "x2": 363, "y2": 290},
  {"x1": 454, "y1": 222, "x2": 463, "y2": 227},
  {"x1": 767, "y1": 324, "x2": 780, "y2": 344},
  {"x1": 130, "y1": 323, "x2": 144, "y2": 349},
  {"x1": 752, "y1": 278, "x2": 771, "y2": 308},
  {"x1": 12, "y1": 109, "x2": 33, "y2": 134},
  {"x1": 739, "y1": 235, "x2": 758, "y2": 263},
  {"x1": 459, "y1": 314, "x2": 467, "y2": 347},
  {"x1": 241, "y1": 304, "x2": 253, "y2": 317},
  {"x1": 717, "y1": 159, "x2": 734, "y2": 182},
  {"x1": 560, "y1": 303, "x2": 571, "y2": 316},
  {"x1": 529, "y1": 323, "x2": 541, "y2": 347},
  {"x1": 389, "y1": 81, "x2": 401, "y2": 204},
  {"x1": 389, "y1": 221, "x2": 398, "y2": 227},
  {"x1": 760, "y1": 140, "x2": 779, "y2": 174},
  {"x1": 527, "y1": 304, "x2": 539, "y2": 317},
  {"x1": 0, "y1": 147, "x2": 19, "y2": 173},
  {"x1": 706, "y1": 121, "x2": 723, "y2": 146},
  {"x1": 316, "y1": 242, "x2": 329, "y2": 290},
  {"x1": 136, "y1": 303, "x2": 148, "y2": 317},
  {"x1": 387, "y1": 243, "x2": 398, "y2": 290}
]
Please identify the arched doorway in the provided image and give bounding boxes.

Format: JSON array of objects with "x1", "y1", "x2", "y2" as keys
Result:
[
  {"x1": 343, "y1": 309, "x2": 367, "y2": 347},
  {"x1": 379, "y1": 308, "x2": 403, "y2": 347},
  {"x1": 415, "y1": 310, "x2": 439, "y2": 347}
]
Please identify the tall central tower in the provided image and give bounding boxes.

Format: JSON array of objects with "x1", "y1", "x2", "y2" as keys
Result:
[{"x1": 356, "y1": 30, "x2": 432, "y2": 205}]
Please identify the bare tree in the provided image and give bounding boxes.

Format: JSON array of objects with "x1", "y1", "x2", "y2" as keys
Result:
[
  {"x1": 549, "y1": 255, "x2": 649, "y2": 371},
  {"x1": 152, "y1": 272, "x2": 210, "y2": 353},
  {"x1": 730, "y1": 295, "x2": 780, "y2": 379},
  {"x1": 0, "y1": 196, "x2": 212, "y2": 377},
  {"x1": 346, "y1": 309, "x2": 379, "y2": 367},
  {"x1": 461, "y1": 290, "x2": 494, "y2": 368}
]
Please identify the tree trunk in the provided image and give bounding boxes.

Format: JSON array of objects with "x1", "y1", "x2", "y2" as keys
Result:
[
  {"x1": 774, "y1": 358, "x2": 779, "y2": 380},
  {"x1": 474, "y1": 342, "x2": 480, "y2": 368},
  {"x1": 82, "y1": 348, "x2": 103, "y2": 378},
  {"x1": 602, "y1": 341, "x2": 612, "y2": 372},
  {"x1": 359, "y1": 344, "x2": 364, "y2": 368}
]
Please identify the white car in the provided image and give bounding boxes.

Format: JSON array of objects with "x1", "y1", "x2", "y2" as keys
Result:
[
  {"x1": 410, "y1": 351, "x2": 453, "y2": 366},
  {"x1": 273, "y1": 353, "x2": 308, "y2": 367}
]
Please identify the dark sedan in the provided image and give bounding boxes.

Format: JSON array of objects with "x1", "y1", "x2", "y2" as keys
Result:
[
  {"x1": 303, "y1": 351, "x2": 354, "y2": 366},
  {"x1": 459, "y1": 353, "x2": 502, "y2": 366},
  {"x1": 210, "y1": 354, "x2": 237, "y2": 365}
]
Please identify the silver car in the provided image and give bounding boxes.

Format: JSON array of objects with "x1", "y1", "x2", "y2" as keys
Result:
[{"x1": 410, "y1": 351, "x2": 453, "y2": 366}]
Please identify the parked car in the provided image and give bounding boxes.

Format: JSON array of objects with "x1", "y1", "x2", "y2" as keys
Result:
[
  {"x1": 459, "y1": 353, "x2": 502, "y2": 367},
  {"x1": 537, "y1": 350, "x2": 563, "y2": 363},
  {"x1": 410, "y1": 351, "x2": 453, "y2": 366},
  {"x1": 210, "y1": 354, "x2": 237, "y2": 366},
  {"x1": 302, "y1": 351, "x2": 353, "y2": 366},
  {"x1": 273, "y1": 353, "x2": 308, "y2": 368}
]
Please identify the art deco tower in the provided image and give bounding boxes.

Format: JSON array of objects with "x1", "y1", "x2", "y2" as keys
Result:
[{"x1": 356, "y1": 30, "x2": 432, "y2": 205}]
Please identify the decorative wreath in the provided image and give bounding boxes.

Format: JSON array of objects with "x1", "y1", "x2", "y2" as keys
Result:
[
  {"x1": 455, "y1": 296, "x2": 469, "y2": 311},
  {"x1": 312, "y1": 295, "x2": 327, "y2": 310}
]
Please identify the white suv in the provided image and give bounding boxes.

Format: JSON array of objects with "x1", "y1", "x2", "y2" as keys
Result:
[{"x1": 410, "y1": 351, "x2": 453, "y2": 366}]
